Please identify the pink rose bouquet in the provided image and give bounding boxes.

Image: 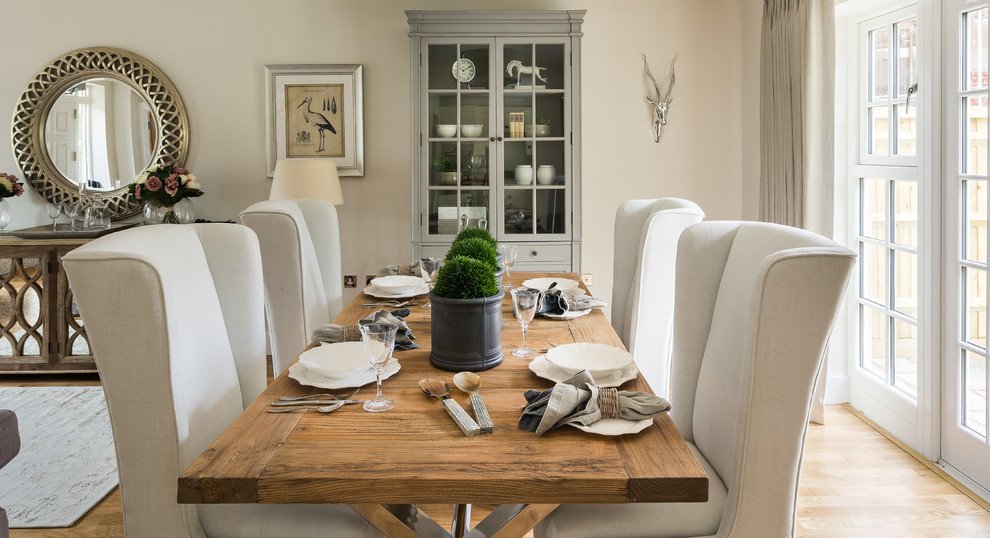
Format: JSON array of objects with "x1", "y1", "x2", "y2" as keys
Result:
[
  {"x1": 128, "y1": 164, "x2": 203, "y2": 223},
  {"x1": 0, "y1": 173, "x2": 25, "y2": 199}
]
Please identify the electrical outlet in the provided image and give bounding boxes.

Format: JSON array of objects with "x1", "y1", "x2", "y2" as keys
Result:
[
  {"x1": 581, "y1": 273, "x2": 593, "y2": 287},
  {"x1": 365, "y1": 275, "x2": 377, "y2": 286},
  {"x1": 343, "y1": 275, "x2": 357, "y2": 288}
]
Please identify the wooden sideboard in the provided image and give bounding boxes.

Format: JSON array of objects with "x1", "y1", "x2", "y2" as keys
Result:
[{"x1": 0, "y1": 237, "x2": 96, "y2": 373}]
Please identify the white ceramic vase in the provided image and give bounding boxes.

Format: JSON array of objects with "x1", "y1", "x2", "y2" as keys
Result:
[
  {"x1": 537, "y1": 165, "x2": 556, "y2": 185},
  {"x1": 515, "y1": 165, "x2": 534, "y2": 185}
]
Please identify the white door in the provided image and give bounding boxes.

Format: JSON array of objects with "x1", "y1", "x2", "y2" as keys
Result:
[
  {"x1": 943, "y1": 0, "x2": 990, "y2": 493},
  {"x1": 45, "y1": 100, "x2": 80, "y2": 182}
]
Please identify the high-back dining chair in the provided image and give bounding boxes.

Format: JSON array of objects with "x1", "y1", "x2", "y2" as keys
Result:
[
  {"x1": 0, "y1": 409, "x2": 18, "y2": 538},
  {"x1": 611, "y1": 198, "x2": 704, "y2": 396},
  {"x1": 536, "y1": 221, "x2": 855, "y2": 538},
  {"x1": 63, "y1": 225, "x2": 375, "y2": 538},
  {"x1": 240, "y1": 199, "x2": 344, "y2": 375}
]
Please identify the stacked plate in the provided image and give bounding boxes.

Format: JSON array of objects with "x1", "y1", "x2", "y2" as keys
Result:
[
  {"x1": 521, "y1": 277, "x2": 581, "y2": 292},
  {"x1": 289, "y1": 341, "x2": 400, "y2": 389},
  {"x1": 365, "y1": 275, "x2": 429, "y2": 299},
  {"x1": 528, "y1": 342, "x2": 639, "y2": 388}
]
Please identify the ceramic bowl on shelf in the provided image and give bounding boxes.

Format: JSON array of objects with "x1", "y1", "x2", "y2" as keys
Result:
[
  {"x1": 525, "y1": 124, "x2": 552, "y2": 137},
  {"x1": 436, "y1": 124, "x2": 457, "y2": 138},
  {"x1": 461, "y1": 124, "x2": 483, "y2": 138}
]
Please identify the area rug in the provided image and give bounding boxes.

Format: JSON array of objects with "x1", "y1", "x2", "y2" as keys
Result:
[{"x1": 0, "y1": 386, "x2": 117, "y2": 527}]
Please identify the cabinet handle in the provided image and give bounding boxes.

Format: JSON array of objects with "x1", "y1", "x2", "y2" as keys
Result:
[
  {"x1": 531, "y1": 250, "x2": 539, "y2": 256},
  {"x1": 490, "y1": 137, "x2": 496, "y2": 142},
  {"x1": 497, "y1": 136, "x2": 503, "y2": 142}
]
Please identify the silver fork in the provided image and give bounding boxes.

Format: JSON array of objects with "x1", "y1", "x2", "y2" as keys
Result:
[
  {"x1": 278, "y1": 387, "x2": 361, "y2": 402},
  {"x1": 266, "y1": 401, "x2": 348, "y2": 414},
  {"x1": 361, "y1": 300, "x2": 412, "y2": 308}
]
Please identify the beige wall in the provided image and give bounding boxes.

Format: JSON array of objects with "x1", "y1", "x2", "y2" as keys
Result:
[{"x1": 1, "y1": 0, "x2": 759, "y2": 305}]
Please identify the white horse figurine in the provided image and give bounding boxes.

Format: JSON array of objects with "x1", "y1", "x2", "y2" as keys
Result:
[{"x1": 506, "y1": 60, "x2": 549, "y2": 86}]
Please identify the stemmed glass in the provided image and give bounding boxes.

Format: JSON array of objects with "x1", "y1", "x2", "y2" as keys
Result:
[
  {"x1": 420, "y1": 257, "x2": 442, "y2": 309},
  {"x1": 499, "y1": 244, "x2": 517, "y2": 289},
  {"x1": 510, "y1": 288, "x2": 541, "y2": 358},
  {"x1": 360, "y1": 322, "x2": 398, "y2": 413},
  {"x1": 47, "y1": 203, "x2": 62, "y2": 230}
]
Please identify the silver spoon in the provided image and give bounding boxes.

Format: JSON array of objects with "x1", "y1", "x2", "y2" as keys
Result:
[
  {"x1": 418, "y1": 378, "x2": 481, "y2": 436},
  {"x1": 453, "y1": 372, "x2": 494, "y2": 434}
]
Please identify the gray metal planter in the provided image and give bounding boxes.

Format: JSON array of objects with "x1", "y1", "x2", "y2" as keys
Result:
[{"x1": 429, "y1": 291, "x2": 504, "y2": 372}]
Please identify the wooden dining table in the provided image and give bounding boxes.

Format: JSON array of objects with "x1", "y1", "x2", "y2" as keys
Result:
[{"x1": 178, "y1": 272, "x2": 708, "y2": 538}]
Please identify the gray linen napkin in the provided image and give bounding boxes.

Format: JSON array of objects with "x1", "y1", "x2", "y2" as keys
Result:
[
  {"x1": 310, "y1": 309, "x2": 419, "y2": 350},
  {"x1": 378, "y1": 261, "x2": 422, "y2": 277},
  {"x1": 536, "y1": 289, "x2": 607, "y2": 315},
  {"x1": 518, "y1": 371, "x2": 670, "y2": 435}
]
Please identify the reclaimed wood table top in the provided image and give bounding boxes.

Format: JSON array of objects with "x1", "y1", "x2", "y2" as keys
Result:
[{"x1": 178, "y1": 272, "x2": 707, "y2": 510}]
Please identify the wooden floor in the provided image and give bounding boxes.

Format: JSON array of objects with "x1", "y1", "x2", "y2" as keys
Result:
[{"x1": 3, "y1": 374, "x2": 990, "y2": 537}]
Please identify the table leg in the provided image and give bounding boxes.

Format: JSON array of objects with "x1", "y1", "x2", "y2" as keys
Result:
[
  {"x1": 466, "y1": 504, "x2": 559, "y2": 538},
  {"x1": 350, "y1": 504, "x2": 451, "y2": 538},
  {"x1": 451, "y1": 503, "x2": 471, "y2": 537}
]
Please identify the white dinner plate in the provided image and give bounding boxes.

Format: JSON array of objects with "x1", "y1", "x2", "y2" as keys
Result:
[
  {"x1": 539, "y1": 308, "x2": 592, "y2": 320},
  {"x1": 299, "y1": 341, "x2": 383, "y2": 379},
  {"x1": 288, "y1": 359, "x2": 401, "y2": 390},
  {"x1": 370, "y1": 275, "x2": 426, "y2": 295},
  {"x1": 363, "y1": 284, "x2": 430, "y2": 299},
  {"x1": 569, "y1": 417, "x2": 654, "y2": 436},
  {"x1": 545, "y1": 343, "x2": 634, "y2": 377},
  {"x1": 521, "y1": 277, "x2": 581, "y2": 292},
  {"x1": 527, "y1": 355, "x2": 639, "y2": 388}
]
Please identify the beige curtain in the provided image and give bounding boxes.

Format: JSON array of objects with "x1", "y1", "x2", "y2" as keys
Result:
[{"x1": 761, "y1": 0, "x2": 835, "y2": 424}]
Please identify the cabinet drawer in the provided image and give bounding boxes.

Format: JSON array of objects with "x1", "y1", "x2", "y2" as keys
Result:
[{"x1": 513, "y1": 243, "x2": 571, "y2": 264}]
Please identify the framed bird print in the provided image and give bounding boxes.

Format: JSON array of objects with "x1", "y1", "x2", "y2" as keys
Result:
[{"x1": 265, "y1": 64, "x2": 364, "y2": 177}]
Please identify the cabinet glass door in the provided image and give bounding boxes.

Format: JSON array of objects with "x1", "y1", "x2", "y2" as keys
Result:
[
  {"x1": 422, "y1": 39, "x2": 496, "y2": 241},
  {"x1": 497, "y1": 39, "x2": 570, "y2": 240}
]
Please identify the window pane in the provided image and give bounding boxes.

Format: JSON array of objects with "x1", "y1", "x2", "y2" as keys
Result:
[
  {"x1": 896, "y1": 19, "x2": 918, "y2": 98},
  {"x1": 536, "y1": 189, "x2": 566, "y2": 234},
  {"x1": 967, "y1": 8, "x2": 989, "y2": 91},
  {"x1": 895, "y1": 102, "x2": 917, "y2": 156},
  {"x1": 428, "y1": 44, "x2": 457, "y2": 90},
  {"x1": 871, "y1": 27, "x2": 891, "y2": 100},
  {"x1": 504, "y1": 190, "x2": 533, "y2": 234},
  {"x1": 460, "y1": 191, "x2": 489, "y2": 230},
  {"x1": 862, "y1": 305, "x2": 888, "y2": 379},
  {"x1": 428, "y1": 190, "x2": 459, "y2": 235},
  {"x1": 965, "y1": 96, "x2": 988, "y2": 176},
  {"x1": 894, "y1": 319, "x2": 918, "y2": 399},
  {"x1": 893, "y1": 180, "x2": 917, "y2": 248},
  {"x1": 870, "y1": 106, "x2": 890, "y2": 155},
  {"x1": 965, "y1": 180, "x2": 988, "y2": 264},
  {"x1": 963, "y1": 350, "x2": 987, "y2": 437},
  {"x1": 861, "y1": 178, "x2": 887, "y2": 240},
  {"x1": 458, "y1": 44, "x2": 490, "y2": 90},
  {"x1": 894, "y1": 250, "x2": 917, "y2": 319},
  {"x1": 862, "y1": 242, "x2": 888, "y2": 305},
  {"x1": 965, "y1": 267, "x2": 988, "y2": 350}
]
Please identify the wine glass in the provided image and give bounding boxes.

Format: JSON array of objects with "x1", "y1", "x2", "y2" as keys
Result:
[
  {"x1": 360, "y1": 322, "x2": 398, "y2": 413},
  {"x1": 420, "y1": 257, "x2": 442, "y2": 309},
  {"x1": 510, "y1": 288, "x2": 541, "y2": 358},
  {"x1": 47, "y1": 203, "x2": 62, "y2": 230},
  {"x1": 499, "y1": 244, "x2": 518, "y2": 290}
]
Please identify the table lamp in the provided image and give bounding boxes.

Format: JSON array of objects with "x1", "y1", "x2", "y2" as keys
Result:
[{"x1": 269, "y1": 159, "x2": 344, "y2": 205}]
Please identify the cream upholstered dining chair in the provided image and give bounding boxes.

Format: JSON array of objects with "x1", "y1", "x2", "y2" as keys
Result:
[
  {"x1": 63, "y1": 225, "x2": 377, "y2": 538},
  {"x1": 536, "y1": 221, "x2": 855, "y2": 538},
  {"x1": 240, "y1": 199, "x2": 344, "y2": 375},
  {"x1": 611, "y1": 198, "x2": 704, "y2": 396}
]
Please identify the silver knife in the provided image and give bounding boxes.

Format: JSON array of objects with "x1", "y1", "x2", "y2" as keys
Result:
[{"x1": 269, "y1": 399, "x2": 364, "y2": 407}]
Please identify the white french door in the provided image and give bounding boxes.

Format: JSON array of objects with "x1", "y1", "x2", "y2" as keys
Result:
[{"x1": 943, "y1": 0, "x2": 990, "y2": 493}]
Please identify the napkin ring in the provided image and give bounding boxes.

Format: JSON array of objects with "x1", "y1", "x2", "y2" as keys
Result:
[{"x1": 598, "y1": 388, "x2": 620, "y2": 418}]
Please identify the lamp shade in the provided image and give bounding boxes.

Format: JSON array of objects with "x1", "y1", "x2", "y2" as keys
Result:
[{"x1": 269, "y1": 159, "x2": 344, "y2": 205}]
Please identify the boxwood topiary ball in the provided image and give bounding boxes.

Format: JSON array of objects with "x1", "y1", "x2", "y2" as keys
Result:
[
  {"x1": 433, "y1": 255, "x2": 499, "y2": 300},
  {"x1": 453, "y1": 227, "x2": 497, "y2": 248},
  {"x1": 446, "y1": 237, "x2": 500, "y2": 272}
]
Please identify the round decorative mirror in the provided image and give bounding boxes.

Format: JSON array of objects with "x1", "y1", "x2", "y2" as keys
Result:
[{"x1": 11, "y1": 47, "x2": 189, "y2": 219}]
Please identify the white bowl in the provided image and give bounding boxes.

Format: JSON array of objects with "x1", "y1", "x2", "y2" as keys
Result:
[
  {"x1": 299, "y1": 341, "x2": 376, "y2": 379},
  {"x1": 370, "y1": 275, "x2": 426, "y2": 294},
  {"x1": 522, "y1": 277, "x2": 580, "y2": 292},
  {"x1": 461, "y1": 124, "x2": 483, "y2": 138},
  {"x1": 436, "y1": 124, "x2": 457, "y2": 138},
  {"x1": 545, "y1": 343, "x2": 634, "y2": 378}
]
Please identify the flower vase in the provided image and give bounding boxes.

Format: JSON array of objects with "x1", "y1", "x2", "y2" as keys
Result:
[
  {"x1": 143, "y1": 198, "x2": 195, "y2": 224},
  {"x1": 0, "y1": 199, "x2": 10, "y2": 231}
]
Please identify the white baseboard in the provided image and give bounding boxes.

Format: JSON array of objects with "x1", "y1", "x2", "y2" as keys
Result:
[{"x1": 825, "y1": 374, "x2": 850, "y2": 404}]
